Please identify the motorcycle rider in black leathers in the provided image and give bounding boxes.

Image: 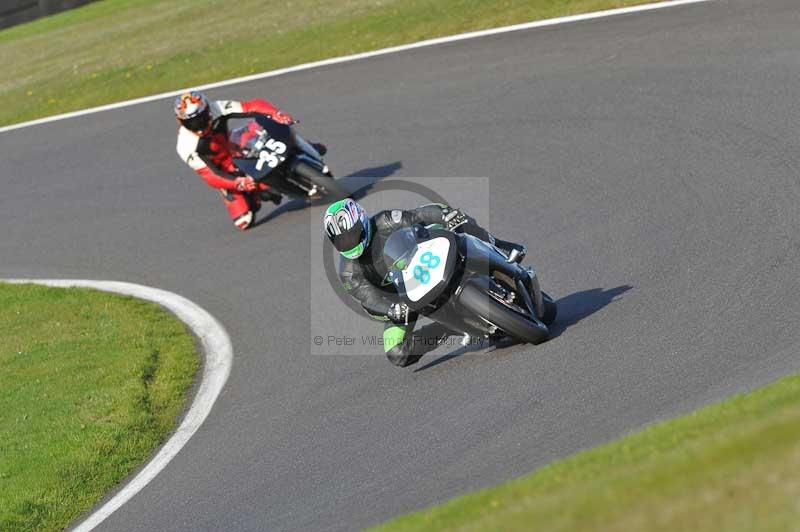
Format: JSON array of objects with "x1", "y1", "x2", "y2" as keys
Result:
[{"x1": 324, "y1": 198, "x2": 525, "y2": 367}]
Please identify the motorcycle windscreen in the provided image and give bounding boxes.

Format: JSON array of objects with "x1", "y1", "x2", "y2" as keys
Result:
[
  {"x1": 229, "y1": 119, "x2": 271, "y2": 179},
  {"x1": 228, "y1": 119, "x2": 262, "y2": 153},
  {"x1": 254, "y1": 115, "x2": 294, "y2": 149},
  {"x1": 383, "y1": 227, "x2": 419, "y2": 272},
  {"x1": 229, "y1": 116, "x2": 294, "y2": 180}
]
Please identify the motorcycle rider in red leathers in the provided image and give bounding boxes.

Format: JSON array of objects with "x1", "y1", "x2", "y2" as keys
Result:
[{"x1": 174, "y1": 90, "x2": 326, "y2": 230}]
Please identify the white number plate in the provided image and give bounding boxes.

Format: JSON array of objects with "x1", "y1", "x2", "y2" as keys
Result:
[
  {"x1": 401, "y1": 237, "x2": 450, "y2": 302},
  {"x1": 255, "y1": 138, "x2": 287, "y2": 170}
]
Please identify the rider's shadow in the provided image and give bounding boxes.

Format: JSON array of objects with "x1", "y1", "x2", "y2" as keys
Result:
[
  {"x1": 413, "y1": 285, "x2": 633, "y2": 372},
  {"x1": 339, "y1": 161, "x2": 403, "y2": 200},
  {"x1": 253, "y1": 161, "x2": 403, "y2": 226}
]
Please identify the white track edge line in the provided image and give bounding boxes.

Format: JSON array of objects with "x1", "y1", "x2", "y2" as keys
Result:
[
  {"x1": 2, "y1": 279, "x2": 233, "y2": 532},
  {"x1": 0, "y1": 0, "x2": 710, "y2": 134}
]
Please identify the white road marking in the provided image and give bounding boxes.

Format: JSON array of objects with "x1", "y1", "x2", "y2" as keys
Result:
[
  {"x1": 2, "y1": 279, "x2": 233, "y2": 532},
  {"x1": 0, "y1": 0, "x2": 711, "y2": 134}
]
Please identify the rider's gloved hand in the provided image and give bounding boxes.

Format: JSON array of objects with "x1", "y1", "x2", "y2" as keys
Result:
[
  {"x1": 234, "y1": 176, "x2": 257, "y2": 192},
  {"x1": 388, "y1": 302, "x2": 410, "y2": 325},
  {"x1": 443, "y1": 208, "x2": 468, "y2": 231},
  {"x1": 272, "y1": 110, "x2": 295, "y2": 125}
]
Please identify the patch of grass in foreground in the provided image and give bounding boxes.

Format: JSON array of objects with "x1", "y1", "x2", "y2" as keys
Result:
[
  {"x1": 0, "y1": 283, "x2": 198, "y2": 532},
  {"x1": 0, "y1": 0, "x2": 652, "y2": 127},
  {"x1": 372, "y1": 375, "x2": 800, "y2": 532}
]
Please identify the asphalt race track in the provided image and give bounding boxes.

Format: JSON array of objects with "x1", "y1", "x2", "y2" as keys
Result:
[{"x1": 3, "y1": 1, "x2": 800, "y2": 530}]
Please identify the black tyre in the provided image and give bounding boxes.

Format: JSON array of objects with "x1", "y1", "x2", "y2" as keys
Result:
[
  {"x1": 294, "y1": 161, "x2": 348, "y2": 199},
  {"x1": 541, "y1": 291, "x2": 557, "y2": 326},
  {"x1": 458, "y1": 278, "x2": 550, "y2": 345}
]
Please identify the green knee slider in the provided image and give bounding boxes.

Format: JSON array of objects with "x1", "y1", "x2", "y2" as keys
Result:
[{"x1": 383, "y1": 324, "x2": 408, "y2": 352}]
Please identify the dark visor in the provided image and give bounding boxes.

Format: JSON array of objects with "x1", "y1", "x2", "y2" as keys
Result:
[
  {"x1": 182, "y1": 108, "x2": 210, "y2": 132},
  {"x1": 331, "y1": 220, "x2": 365, "y2": 252}
]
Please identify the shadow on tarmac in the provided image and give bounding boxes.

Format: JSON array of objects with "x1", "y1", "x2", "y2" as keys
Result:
[
  {"x1": 253, "y1": 161, "x2": 403, "y2": 226},
  {"x1": 413, "y1": 285, "x2": 633, "y2": 372}
]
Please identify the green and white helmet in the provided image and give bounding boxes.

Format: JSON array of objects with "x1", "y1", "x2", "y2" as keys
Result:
[{"x1": 323, "y1": 198, "x2": 372, "y2": 259}]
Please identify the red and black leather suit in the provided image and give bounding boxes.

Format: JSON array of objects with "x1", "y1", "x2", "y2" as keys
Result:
[{"x1": 176, "y1": 98, "x2": 291, "y2": 230}]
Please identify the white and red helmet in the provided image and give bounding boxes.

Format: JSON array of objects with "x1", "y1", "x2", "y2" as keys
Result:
[{"x1": 174, "y1": 91, "x2": 211, "y2": 134}]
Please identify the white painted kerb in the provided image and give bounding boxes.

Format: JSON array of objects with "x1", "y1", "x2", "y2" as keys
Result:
[{"x1": 3, "y1": 279, "x2": 233, "y2": 532}]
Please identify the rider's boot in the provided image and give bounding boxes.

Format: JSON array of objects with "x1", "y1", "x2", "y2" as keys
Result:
[{"x1": 493, "y1": 238, "x2": 527, "y2": 264}]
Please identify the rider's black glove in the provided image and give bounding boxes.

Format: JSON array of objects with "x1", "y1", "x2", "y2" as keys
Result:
[
  {"x1": 388, "y1": 302, "x2": 410, "y2": 325},
  {"x1": 443, "y1": 208, "x2": 468, "y2": 231}
]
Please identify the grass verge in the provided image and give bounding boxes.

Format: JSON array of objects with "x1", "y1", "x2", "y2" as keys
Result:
[
  {"x1": 0, "y1": 283, "x2": 199, "y2": 532},
  {"x1": 371, "y1": 375, "x2": 800, "y2": 531},
  {"x1": 0, "y1": 0, "x2": 654, "y2": 127}
]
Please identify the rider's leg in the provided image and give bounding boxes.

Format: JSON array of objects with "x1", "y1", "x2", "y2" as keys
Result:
[
  {"x1": 219, "y1": 189, "x2": 255, "y2": 230},
  {"x1": 383, "y1": 319, "x2": 452, "y2": 367},
  {"x1": 295, "y1": 132, "x2": 327, "y2": 157},
  {"x1": 383, "y1": 320, "x2": 417, "y2": 367},
  {"x1": 458, "y1": 220, "x2": 526, "y2": 263}
]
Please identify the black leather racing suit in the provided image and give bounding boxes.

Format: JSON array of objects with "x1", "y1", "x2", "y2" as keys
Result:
[{"x1": 339, "y1": 204, "x2": 494, "y2": 367}]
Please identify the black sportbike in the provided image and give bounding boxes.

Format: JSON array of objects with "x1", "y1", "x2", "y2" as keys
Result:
[
  {"x1": 229, "y1": 115, "x2": 347, "y2": 201},
  {"x1": 383, "y1": 225, "x2": 557, "y2": 344}
]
